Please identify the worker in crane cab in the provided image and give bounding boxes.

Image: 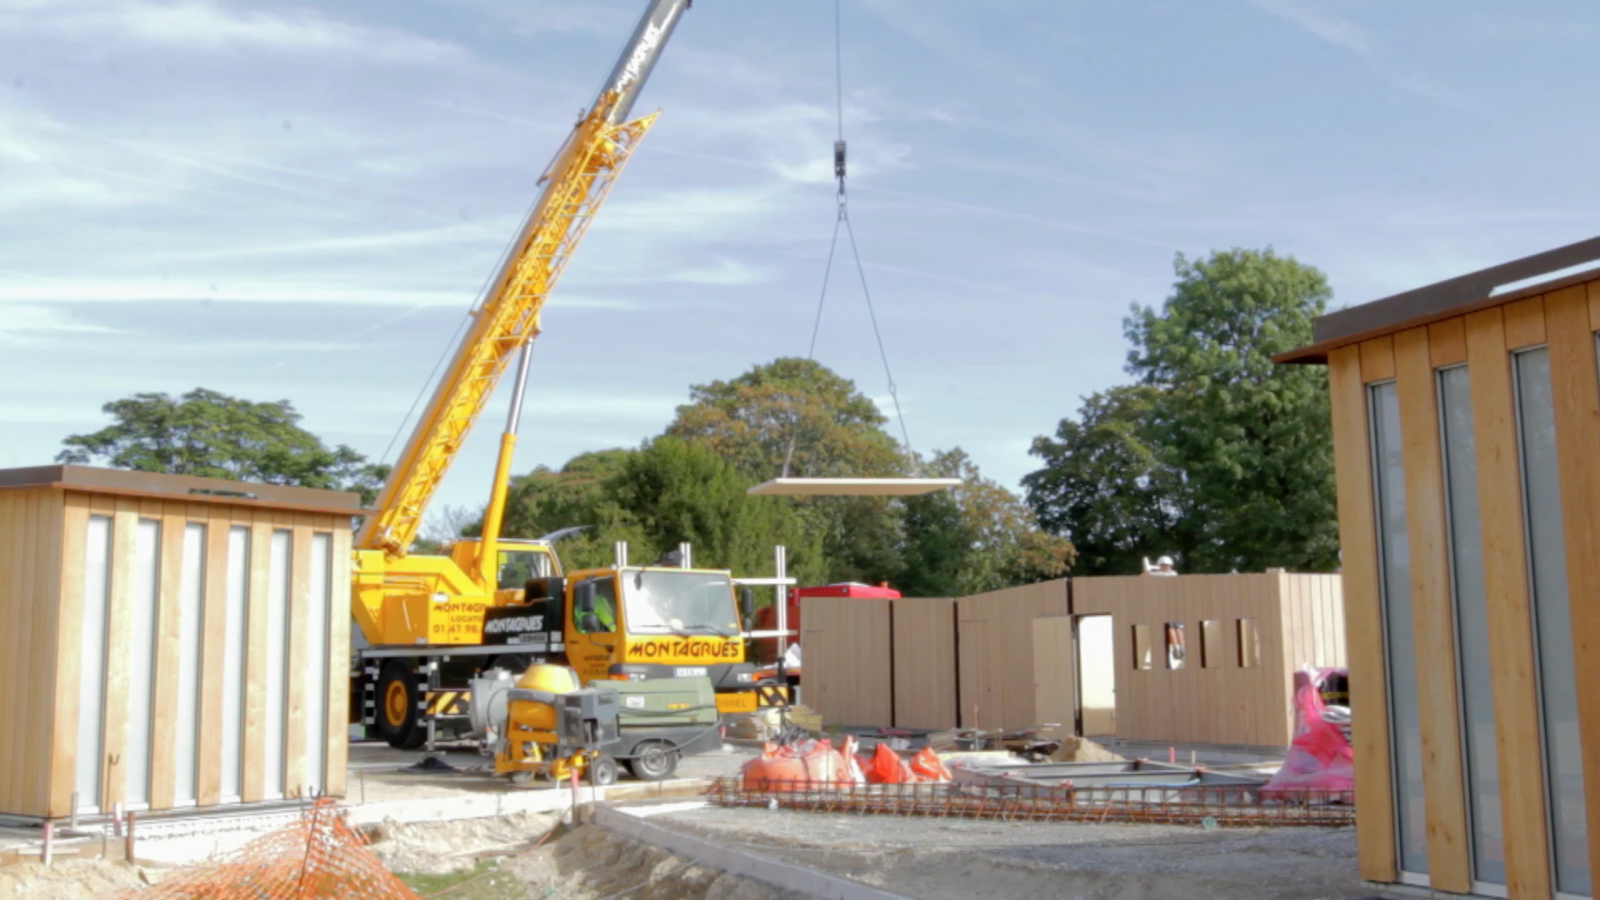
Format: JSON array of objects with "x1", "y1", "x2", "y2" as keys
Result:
[{"x1": 574, "y1": 577, "x2": 618, "y2": 633}]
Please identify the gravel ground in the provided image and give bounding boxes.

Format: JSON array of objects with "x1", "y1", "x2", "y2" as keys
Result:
[{"x1": 652, "y1": 806, "x2": 1366, "y2": 900}]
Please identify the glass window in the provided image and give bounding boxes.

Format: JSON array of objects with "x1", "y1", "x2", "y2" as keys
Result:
[
  {"x1": 1370, "y1": 380, "x2": 1428, "y2": 875},
  {"x1": 1237, "y1": 619, "x2": 1260, "y2": 668},
  {"x1": 1514, "y1": 347, "x2": 1589, "y2": 895},
  {"x1": 1132, "y1": 624, "x2": 1152, "y2": 670},
  {"x1": 621, "y1": 569, "x2": 738, "y2": 636},
  {"x1": 1164, "y1": 622, "x2": 1187, "y2": 669},
  {"x1": 1200, "y1": 620, "x2": 1223, "y2": 668},
  {"x1": 496, "y1": 547, "x2": 552, "y2": 590},
  {"x1": 1438, "y1": 365, "x2": 1504, "y2": 886}
]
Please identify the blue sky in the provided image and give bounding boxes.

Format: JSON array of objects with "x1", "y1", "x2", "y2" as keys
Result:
[{"x1": 3, "y1": 0, "x2": 1597, "y2": 530}]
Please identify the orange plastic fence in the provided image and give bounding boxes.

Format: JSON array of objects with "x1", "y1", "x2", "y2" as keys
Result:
[{"x1": 116, "y1": 798, "x2": 418, "y2": 900}]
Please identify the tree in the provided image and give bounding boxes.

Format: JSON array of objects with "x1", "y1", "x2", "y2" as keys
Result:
[
  {"x1": 1123, "y1": 248, "x2": 1337, "y2": 572},
  {"x1": 478, "y1": 449, "x2": 639, "y2": 570},
  {"x1": 58, "y1": 388, "x2": 388, "y2": 503},
  {"x1": 920, "y1": 448, "x2": 1075, "y2": 594},
  {"x1": 1023, "y1": 386, "x2": 1183, "y2": 576},
  {"x1": 665, "y1": 357, "x2": 908, "y2": 585}
]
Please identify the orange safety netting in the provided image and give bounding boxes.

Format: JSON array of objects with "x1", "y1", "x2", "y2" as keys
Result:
[{"x1": 115, "y1": 798, "x2": 419, "y2": 900}]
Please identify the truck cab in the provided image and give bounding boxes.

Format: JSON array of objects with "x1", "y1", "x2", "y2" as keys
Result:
[{"x1": 483, "y1": 562, "x2": 760, "y2": 715}]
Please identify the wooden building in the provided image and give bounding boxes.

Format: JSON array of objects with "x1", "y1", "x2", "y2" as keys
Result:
[
  {"x1": 800, "y1": 573, "x2": 1342, "y2": 747},
  {"x1": 0, "y1": 465, "x2": 360, "y2": 821},
  {"x1": 1277, "y1": 237, "x2": 1600, "y2": 898}
]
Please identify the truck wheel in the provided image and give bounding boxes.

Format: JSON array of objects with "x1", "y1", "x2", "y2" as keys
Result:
[
  {"x1": 586, "y1": 755, "x2": 619, "y2": 787},
  {"x1": 627, "y1": 742, "x2": 679, "y2": 782},
  {"x1": 378, "y1": 661, "x2": 427, "y2": 750}
]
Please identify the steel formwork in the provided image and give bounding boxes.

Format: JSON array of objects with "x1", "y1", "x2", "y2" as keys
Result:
[{"x1": 705, "y1": 778, "x2": 1356, "y2": 828}]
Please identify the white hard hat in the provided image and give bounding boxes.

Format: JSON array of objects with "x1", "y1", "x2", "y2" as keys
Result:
[{"x1": 1157, "y1": 556, "x2": 1174, "y2": 566}]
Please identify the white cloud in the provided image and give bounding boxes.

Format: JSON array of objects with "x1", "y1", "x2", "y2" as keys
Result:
[
  {"x1": 0, "y1": 304, "x2": 119, "y2": 345},
  {"x1": 15, "y1": 0, "x2": 468, "y2": 63}
]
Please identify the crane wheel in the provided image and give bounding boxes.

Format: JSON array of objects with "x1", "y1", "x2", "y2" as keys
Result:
[
  {"x1": 586, "y1": 755, "x2": 619, "y2": 787},
  {"x1": 378, "y1": 661, "x2": 427, "y2": 750}
]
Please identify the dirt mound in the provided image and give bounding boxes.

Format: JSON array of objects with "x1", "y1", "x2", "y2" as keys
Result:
[
  {"x1": 0, "y1": 859, "x2": 149, "y2": 899},
  {"x1": 1049, "y1": 735, "x2": 1126, "y2": 763},
  {"x1": 511, "y1": 825, "x2": 805, "y2": 900}
]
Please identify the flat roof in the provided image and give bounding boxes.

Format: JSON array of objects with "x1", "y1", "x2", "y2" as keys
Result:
[
  {"x1": 0, "y1": 465, "x2": 365, "y2": 516},
  {"x1": 1276, "y1": 235, "x2": 1600, "y2": 365}
]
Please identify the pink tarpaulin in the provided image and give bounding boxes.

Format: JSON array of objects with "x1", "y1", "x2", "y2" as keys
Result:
[{"x1": 1261, "y1": 665, "x2": 1354, "y2": 801}]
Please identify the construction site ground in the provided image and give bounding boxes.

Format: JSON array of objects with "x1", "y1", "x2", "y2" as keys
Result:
[{"x1": 0, "y1": 738, "x2": 1369, "y2": 899}]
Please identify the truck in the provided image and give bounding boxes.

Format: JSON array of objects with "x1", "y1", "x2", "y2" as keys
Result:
[{"x1": 346, "y1": 0, "x2": 788, "y2": 750}]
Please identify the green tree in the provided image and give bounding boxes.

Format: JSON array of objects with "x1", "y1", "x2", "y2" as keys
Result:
[
  {"x1": 1023, "y1": 386, "x2": 1183, "y2": 575},
  {"x1": 58, "y1": 388, "x2": 387, "y2": 503},
  {"x1": 921, "y1": 448, "x2": 1075, "y2": 594},
  {"x1": 665, "y1": 357, "x2": 907, "y2": 585},
  {"x1": 1123, "y1": 248, "x2": 1337, "y2": 572}
]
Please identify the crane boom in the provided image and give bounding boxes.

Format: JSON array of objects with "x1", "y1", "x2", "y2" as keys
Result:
[{"x1": 359, "y1": 0, "x2": 691, "y2": 558}]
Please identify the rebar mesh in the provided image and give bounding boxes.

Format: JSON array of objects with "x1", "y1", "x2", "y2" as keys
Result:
[
  {"x1": 706, "y1": 778, "x2": 1355, "y2": 828},
  {"x1": 114, "y1": 798, "x2": 418, "y2": 899}
]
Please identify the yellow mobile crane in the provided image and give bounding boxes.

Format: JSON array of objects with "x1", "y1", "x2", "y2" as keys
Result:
[{"x1": 351, "y1": 0, "x2": 771, "y2": 751}]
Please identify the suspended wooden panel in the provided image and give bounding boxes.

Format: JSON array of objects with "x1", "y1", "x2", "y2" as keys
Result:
[{"x1": 747, "y1": 478, "x2": 961, "y2": 496}]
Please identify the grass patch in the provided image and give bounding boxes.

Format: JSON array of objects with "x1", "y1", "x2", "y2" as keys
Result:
[{"x1": 397, "y1": 859, "x2": 534, "y2": 899}]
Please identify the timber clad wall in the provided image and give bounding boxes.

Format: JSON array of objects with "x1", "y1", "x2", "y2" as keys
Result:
[
  {"x1": 0, "y1": 468, "x2": 355, "y2": 820},
  {"x1": 801, "y1": 573, "x2": 1342, "y2": 745},
  {"x1": 1286, "y1": 249, "x2": 1600, "y2": 897}
]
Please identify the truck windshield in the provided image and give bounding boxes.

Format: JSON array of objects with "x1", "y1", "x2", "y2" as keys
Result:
[{"x1": 622, "y1": 570, "x2": 739, "y2": 636}]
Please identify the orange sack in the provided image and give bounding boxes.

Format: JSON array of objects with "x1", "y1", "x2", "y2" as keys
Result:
[
  {"x1": 866, "y1": 742, "x2": 913, "y2": 784},
  {"x1": 909, "y1": 746, "x2": 952, "y2": 783},
  {"x1": 742, "y1": 740, "x2": 847, "y2": 792}
]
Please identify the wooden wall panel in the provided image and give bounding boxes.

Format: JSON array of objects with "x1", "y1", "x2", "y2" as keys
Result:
[
  {"x1": 325, "y1": 525, "x2": 352, "y2": 797},
  {"x1": 195, "y1": 505, "x2": 231, "y2": 806},
  {"x1": 99, "y1": 496, "x2": 140, "y2": 810},
  {"x1": 243, "y1": 511, "x2": 272, "y2": 803},
  {"x1": 1031, "y1": 617, "x2": 1075, "y2": 734},
  {"x1": 956, "y1": 580, "x2": 1068, "y2": 730},
  {"x1": 1542, "y1": 283, "x2": 1600, "y2": 890},
  {"x1": 45, "y1": 493, "x2": 89, "y2": 817},
  {"x1": 1328, "y1": 343, "x2": 1399, "y2": 883},
  {"x1": 0, "y1": 492, "x2": 24, "y2": 814},
  {"x1": 890, "y1": 598, "x2": 957, "y2": 730},
  {"x1": 1393, "y1": 326, "x2": 1473, "y2": 892},
  {"x1": 1502, "y1": 296, "x2": 1546, "y2": 350},
  {"x1": 1428, "y1": 318, "x2": 1468, "y2": 368},
  {"x1": 1361, "y1": 337, "x2": 1396, "y2": 383},
  {"x1": 285, "y1": 515, "x2": 312, "y2": 796},
  {"x1": 15, "y1": 492, "x2": 42, "y2": 815},
  {"x1": 1464, "y1": 307, "x2": 1552, "y2": 899},
  {"x1": 800, "y1": 597, "x2": 892, "y2": 727},
  {"x1": 147, "y1": 506, "x2": 186, "y2": 810}
]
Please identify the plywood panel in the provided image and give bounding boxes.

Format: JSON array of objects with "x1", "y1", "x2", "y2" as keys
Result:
[
  {"x1": 45, "y1": 493, "x2": 89, "y2": 817},
  {"x1": 891, "y1": 599, "x2": 957, "y2": 729},
  {"x1": 1588, "y1": 279, "x2": 1600, "y2": 330},
  {"x1": 195, "y1": 506, "x2": 231, "y2": 806},
  {"x1": 1360, "y1": 336, "x2": 1396, "y2": 383},
  {"x1": 100, "y1": 497, "x2": 140, "y2": 810},
  {"x1": 1393, "y1": 325, "x2": 1472, "y2": 892},
  {"x1": 1328, "y1": 343, "x2": 1399, "y2": 883},
  {"x1": 0, "y1": 492, "x2": 24, "y2": 814},
  {"x1": 284, "y1": 517, "x2": 312, "y2": 796},
  {"x1": 1428, "y1": 317, "x2": 1468, "y2": 368},
  {"x1": 1502, "y1": 295, "x2": 1546, "y2": 349},
  {"x1": 1031, "y1": 617, "x2": 1075, "y2": 734},
  {"x1": 147, "y1": 505, "x2": 185, "y2": 811},
  {"x1": 800, "y1": 596, "x2": 892, "y2": 727},
  {"x1": 325, "y1": 525, "x2": 352, "y2": 797},
  {"x1": 1541, "y1": 283, "x2": 1600, "y2": 889},
  {"x1": 1464, "y1": 307, "x2": 1552, "y2": 900},
  {"x1": 242, "y1": 512, "x2": 272, "y2": 804},
  {"x1": 956, "y1": 581, "x2": 1068, "y2": 730}
]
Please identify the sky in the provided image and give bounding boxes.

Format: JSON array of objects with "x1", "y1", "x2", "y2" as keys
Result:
[{"x1": 3, "y1": 0, "x2": 1598, "y2": 530}]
